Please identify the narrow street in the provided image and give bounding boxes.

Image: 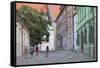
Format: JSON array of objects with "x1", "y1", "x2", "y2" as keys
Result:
[
  {"x1": 16, "y1": 3, "x2": 97, "y2": 66},
  {"x1": 17, "y1": 50, "x2": 95, "y2": 65}
]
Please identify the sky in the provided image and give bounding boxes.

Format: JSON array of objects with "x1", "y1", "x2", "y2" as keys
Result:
[{"x1": 16, "y1": 3, "x2": 61, "y2": 21}]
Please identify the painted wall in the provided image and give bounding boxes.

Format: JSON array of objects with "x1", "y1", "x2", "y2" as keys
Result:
[
  {"x1": 16, "y1": 22, "x2": 30, "y2": 56},
  {"x1": 55, "y1": 6, "x2": 74, "y2": 50},
  {"x1": 73, "y1": 10, "x2": 78, "y2": 51},
  {"x1": 76, "y1": 6, "x2": 96, "y2": 58}
]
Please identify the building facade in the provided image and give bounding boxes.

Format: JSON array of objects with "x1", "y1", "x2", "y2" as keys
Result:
[
  {"x1": 73, "y1": 6, "x2": 78, "y2": 51},
  {"x1": 65, "y1": 6, "x2": 74, "y2": 51},
  {"x1": 16, "y1": 17, "x2": 30, "y2": 57},
  {"x1": 76, "y1": 6, "x2": 97, "y2": 58},
  {"x1": 55, "y1": 6, "x2": 74, "y2": 50}
]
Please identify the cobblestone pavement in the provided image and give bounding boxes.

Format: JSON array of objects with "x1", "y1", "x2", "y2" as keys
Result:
[{"x1": 17, "y1": 50, "x2": 96, "y2": 65}]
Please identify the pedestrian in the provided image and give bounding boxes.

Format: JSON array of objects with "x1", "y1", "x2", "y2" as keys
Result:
[
  {"x1": 24, "y1": 46, "x2": 28, "y2": 58},
  {"x1": 46, "y1": 46, "x2": 49, "y2": 57},
  {"x1": 29, "y1": 47, "x2": 33, "y2": 57},
  {"x1": 32, "y1": 47, "x2": 35, "y2": 56},
  {"x1": 36, "y1": 46, "x2": 39, "y2": 56}
]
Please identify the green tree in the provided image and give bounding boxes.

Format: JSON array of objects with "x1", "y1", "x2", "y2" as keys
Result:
[{"x1": 17, "y1": 5, "x2": 51, "y2": 46}]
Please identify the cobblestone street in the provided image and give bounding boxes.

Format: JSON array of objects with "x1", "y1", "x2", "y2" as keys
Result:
[{"x1": 17, "y1": 50, "x2": 96, "y2": 65}]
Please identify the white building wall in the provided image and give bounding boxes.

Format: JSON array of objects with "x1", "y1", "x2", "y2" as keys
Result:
[
  {"x1": 16, "y1": 22, "x2": 22, "y2": 57},
  {"x1": 74, "y1": 14, "x2": 78, "y2": 51},
  {"x1": 23, "y1": 28, "x2": 30, "y2": 47},
  {"x1": 39, "y1": 30, "x2": 55, "y2": 51},
  {"x1": 16, "y1": 22, "x2": 30, "y2": 56}
]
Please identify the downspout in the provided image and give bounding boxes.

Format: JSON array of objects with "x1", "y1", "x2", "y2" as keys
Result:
[
  {"x1": 21, "y1": 24, "x2": 23, "y2": 56},
  {"x1": 72, "y1": 7, "x2": 75, "y2": 51}
]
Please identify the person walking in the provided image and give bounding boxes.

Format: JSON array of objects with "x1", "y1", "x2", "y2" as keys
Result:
[
  {"x1": 24, "y1": 46, "x2": 28, "y2": 58},
  {"x1": 29, "y1": 47, "x2": 33, "y2": 58},
  {"x1": 36, "y1": 46, "x2": 39, "y2": 56},
  {"x1": 46, "y1": 46, "x2": 49, "y2": 58},
  {"x1": 32, "y1": 47, "x2": 35, "y2": 57}
]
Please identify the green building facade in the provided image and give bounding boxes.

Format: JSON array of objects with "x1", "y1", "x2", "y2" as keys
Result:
[{"x1": 76, "y1": 6, "x2": 97, "y2": 59}]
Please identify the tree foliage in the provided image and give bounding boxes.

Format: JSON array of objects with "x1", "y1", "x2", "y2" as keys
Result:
[{"x1": 17, "y1": 5, "x2": 51, "y2": 46}]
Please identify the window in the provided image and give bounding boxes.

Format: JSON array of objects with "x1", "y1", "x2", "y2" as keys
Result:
[
  {"x1": 80, "y1": 7, "x2": 82, "y2": 21},
  {"x1": 80, "y1": 8, "x2": 81, "y2": 21},
  {"x1": 74, "y1": 6, "x2": 77, "y2": 10},
  {"x1": 83, "y1": 28, "x2": 87, "y2": 44},
  {"x1": 89, "y1": 21, "x2": 94, "y2": 44},
  {"x1": 82, "y1": 7, "x2": 83, "y2": 18},
  {"x1": 77, "y1": 33, "x2": 80, "y2": 46},
  {"x1": 84, "y1": 7, "x2": 86, "y2": 17},
  {"x1": 83, "y1": 7, "x2": 85, "y2": 17},
  {"x1": 78, "y1": 9, "x2": 80, "y2": 23},
  {"x1": 85, "y1": 7, "x2": 87, "y2": 18},
  {"x1": 90, "y1": 7, "x2": 94, "y2": 15}
]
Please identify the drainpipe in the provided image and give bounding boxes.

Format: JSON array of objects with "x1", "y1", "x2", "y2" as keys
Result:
[
  {"x1": 21, "y1": 24, "x2": 23, "y2": 56},
  {"x1": 72, "y1": 7, "x2": 75, "y2": 51}
]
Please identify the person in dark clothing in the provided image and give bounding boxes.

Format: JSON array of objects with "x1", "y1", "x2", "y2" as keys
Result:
[
  {"x1": 36, "y1": 46, "x2": 39, "y2": 56},
  {"x1": 29, "y1": 47, "x2": 33, "y2": 57},
  {"x1": 32, "y1": 47, "x2": 35, "y2": 56},
  {"x1": 46, "y1": 46, "x2": 49, "y2": 57}
]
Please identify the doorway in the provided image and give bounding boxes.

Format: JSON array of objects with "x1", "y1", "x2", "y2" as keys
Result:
[{"x1": 81, "y1": 31, "x2": 84, "y2": 53}]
